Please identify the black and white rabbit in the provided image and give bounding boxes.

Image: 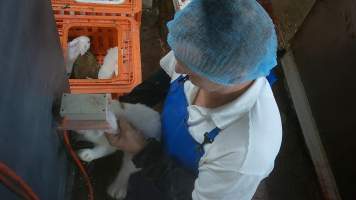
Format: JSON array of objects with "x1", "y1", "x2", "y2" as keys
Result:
[{"x1": 76, "y1": 100, "x2": 161, "y2": 199}]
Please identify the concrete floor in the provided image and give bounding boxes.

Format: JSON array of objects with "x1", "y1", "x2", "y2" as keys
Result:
[{"x1": 71, "y1": 8, "x2": 324, "y2": 200}]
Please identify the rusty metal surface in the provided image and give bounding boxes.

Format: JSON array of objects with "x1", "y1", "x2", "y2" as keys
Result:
[
  {"x1": 291, "y1": 0, "x2": 356, "y2": 199},
  {"x1": 281, "y1": 52, "x2": 341, "y2": 200},
  {"x1": 271, "y1": 0, "x2": 316, "y2": 48}
]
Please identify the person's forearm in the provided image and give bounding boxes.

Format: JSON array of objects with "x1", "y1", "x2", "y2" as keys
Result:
[{"x1": 119, "y1": 68, "x2": 171, "y2": 107}]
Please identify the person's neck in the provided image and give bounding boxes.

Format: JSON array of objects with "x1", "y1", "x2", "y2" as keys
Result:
[{"x1": 194, "y1": 81, "x2": 254, "y2": 108}]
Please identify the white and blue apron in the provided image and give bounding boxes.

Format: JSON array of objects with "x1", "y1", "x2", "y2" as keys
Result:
[{"x1": 161, "y1": 75, "x2": 221, "y2": 173}]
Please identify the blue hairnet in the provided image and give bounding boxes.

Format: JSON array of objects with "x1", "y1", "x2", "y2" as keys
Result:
[{"x1": 167, "y1": 0, "x2": 278, "y2": 85}]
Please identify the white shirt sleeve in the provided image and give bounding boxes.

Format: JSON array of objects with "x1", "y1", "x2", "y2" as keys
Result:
[
  {"x1": 192, "y1": 152, "x2": 265, "y2": 200},
  {"x1": 160, "y1": 50, "x2": 181, "y2": 81}
]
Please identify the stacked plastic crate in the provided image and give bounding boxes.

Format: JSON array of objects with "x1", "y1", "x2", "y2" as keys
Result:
[{"x1": 51, "y1": 0, "x2": 142, "y2": 94}]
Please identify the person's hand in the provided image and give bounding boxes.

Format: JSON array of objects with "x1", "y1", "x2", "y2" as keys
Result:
[{"x1": 105, "y1": 118, "x2": 147, "y2": 155}]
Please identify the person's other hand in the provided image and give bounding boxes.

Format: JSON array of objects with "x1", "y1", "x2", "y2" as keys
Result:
[{"x1": 105, "y1": 118, "x2": 146, "y2": 155}]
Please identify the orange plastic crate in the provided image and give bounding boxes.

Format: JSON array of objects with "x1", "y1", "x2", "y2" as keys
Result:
[
  {"x1": 52, "y1": 0, "x2": 142, "y2": 23},
  {"x1": 52, "y1": 0, "x2": 142, "y2": 95}
]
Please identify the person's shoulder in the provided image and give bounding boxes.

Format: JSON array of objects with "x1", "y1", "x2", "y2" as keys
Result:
[
  {"x1": 249, "y1": 78, "x2": 282, "y2": 157},
  {"x1": 239, "y1": 81, "x2": 282, "y2": 175},
  {"x1": 204, "y1": 80, "x2": 282, "y2": 175}
]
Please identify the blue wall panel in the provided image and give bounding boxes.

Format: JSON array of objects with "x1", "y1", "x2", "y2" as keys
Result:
[{"x1": 0, "y1": 0, "x2": 69, "y2": 199}]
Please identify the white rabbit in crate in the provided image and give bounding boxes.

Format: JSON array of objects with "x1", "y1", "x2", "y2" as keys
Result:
[
  {"x1": 66, "y1": 36, "x2": 91, "y2": 77},
  {"x1": 76, "y1": 100, "x2": 161, "y2": 200}
]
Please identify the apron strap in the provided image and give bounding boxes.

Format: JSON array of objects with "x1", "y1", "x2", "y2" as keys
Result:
[
  {"x1": 178, "y1": 75, "x2": 190, "y2": 83},
  {"x1": 197, "y1": 127, "x2": 221, "y2": 154}
]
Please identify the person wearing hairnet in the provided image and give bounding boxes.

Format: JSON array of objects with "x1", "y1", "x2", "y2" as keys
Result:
[{"x1": 106, "y1": 0, "x2": 282, "y2": 199}]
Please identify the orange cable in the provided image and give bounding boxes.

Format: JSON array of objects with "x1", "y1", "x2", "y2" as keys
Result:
[
  {"x1": 63, "y1": 131, "x2": 94, "y2": 200},
  {"x1": 0, "y1": 162, "x2": 40, "y2": 200}
]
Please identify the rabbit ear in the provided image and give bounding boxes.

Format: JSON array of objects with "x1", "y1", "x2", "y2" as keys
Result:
[
  {"x1": 106, "y1": 111, "x2": 119, "y2": 135},
  {"x1": 79, "y1": 39, "x2": 90, "y2": 55},
  {"x1": 68, "y1": 39, "x2": 79, "y2": 47},
  {"x1": 76, "y1": 130, "x2": 86, "y2": 134},
  {"x1": 114, "y1": 63, "x2": 119, "y2": 76}
]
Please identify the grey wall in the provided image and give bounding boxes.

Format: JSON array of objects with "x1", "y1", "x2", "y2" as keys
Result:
[
  {"x1": 0, "y1": 0, "x2": 69, "y2": 199},
  {"x1": 291, "y1": 0, "x2": 356, "y2": 199}
]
